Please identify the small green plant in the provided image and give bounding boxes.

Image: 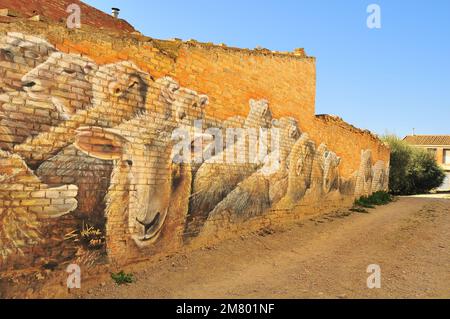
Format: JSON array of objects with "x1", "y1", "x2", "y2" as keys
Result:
[
  {"x1": 354, "y1": 191, "x2": 393, "y2": 209},
  {"x1": 111, "y1": 271, "x2": 135, "y2": 285}
]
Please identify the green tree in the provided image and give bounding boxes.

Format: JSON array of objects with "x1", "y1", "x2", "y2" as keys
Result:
[{"x1": 382, "y1": 135, "x2": 445, "y2": 195}]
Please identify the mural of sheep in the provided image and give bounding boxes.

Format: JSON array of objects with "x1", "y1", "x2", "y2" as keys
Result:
[
  {"x1": 276, "y1": 133, "x2": 317, "y2": 209},
  {"x1": 322, "y1": 150, "x2": 341, "y2": 194},
  {"x1": 307, "y1": 143, "x2": 328, "y2": 195},
  {"x1": 0, "y1": 33, "x2": 57, "y2": 150},
  {"x1": 0, "y1": 150, "x2": 78, "y2": 266},
  {"x1": 200, "y1": 117, "x2": 301, "y2": 227},
  {"x1": 33, "y1": 76, "x2": 183, "y2": 218},
  {"x1": 355, "y1": 149, "x2": 374, "y2": 197},
  {"x1": 0, "y1": 32, "x2": 56, "y2": 93},
  {"x1": 267, "y1": 117, "x2": 302, "y2": 205},
  {"x1": 371, "y1": 160, "x2": 389, "y2": 193},
  {"x1": 73, "y1": 119, "x2": 206, "y2": 258},
  {"x1": 0, "y1": 52, "x2": 98, "y2": 151},
  {"x1": 13, "y1": 60, "x2": 152, "y2": 168},
  {"x1": 0, "y1": 33, "x2": 391, "y2": 274},
  {"x1": 71, "y1": 81, "x2": 210, "y2": 258},
  {"x1": 185, "y1": 99, "x2": 274, "y2": 239},
  {"x1": 21, "y1": 51, "x2": 97, "y2": 118}
]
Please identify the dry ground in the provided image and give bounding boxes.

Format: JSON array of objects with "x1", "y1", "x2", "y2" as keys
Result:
[{"x1": 75, "y1": 196, "x2": 450, "y2": 299}]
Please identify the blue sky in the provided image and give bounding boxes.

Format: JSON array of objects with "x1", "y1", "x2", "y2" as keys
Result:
[{"x1": 84, "y1": 0, "x2": 450, "y2": 137}]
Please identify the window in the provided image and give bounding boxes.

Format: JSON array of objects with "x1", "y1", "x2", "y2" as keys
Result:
[{"x1": 444, "y1": 149, "x2": 450, "y2": 165}]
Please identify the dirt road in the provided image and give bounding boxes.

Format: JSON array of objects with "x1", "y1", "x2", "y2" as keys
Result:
[{"x1": 76, "y1": 196, "x2": 450, "y2": 299}]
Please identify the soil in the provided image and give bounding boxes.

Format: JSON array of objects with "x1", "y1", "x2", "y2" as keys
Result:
[{"x1": 73, "y1": 195, "x2": 450, "y2": 299}]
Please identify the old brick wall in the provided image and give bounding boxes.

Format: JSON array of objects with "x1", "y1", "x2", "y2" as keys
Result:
[{"x1": 0, "y1": 20, "x2": 389, "y2": 293}]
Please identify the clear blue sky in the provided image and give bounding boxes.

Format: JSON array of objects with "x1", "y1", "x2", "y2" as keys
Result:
[{"x1": 84, "y1": 0, "x2": 450, "y2": 137}]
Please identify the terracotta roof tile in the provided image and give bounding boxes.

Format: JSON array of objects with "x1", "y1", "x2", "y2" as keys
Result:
[
  {"x1": 0, "y1": 0, "x2": 135, "y2": 33},
  {"x1": 404, "y1": 135, "x2": 450, "y2": 146}
]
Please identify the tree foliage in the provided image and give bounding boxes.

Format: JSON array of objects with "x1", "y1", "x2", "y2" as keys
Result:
[{"x1": 382, "y1": 135, "x2": 446, "y2": 195}]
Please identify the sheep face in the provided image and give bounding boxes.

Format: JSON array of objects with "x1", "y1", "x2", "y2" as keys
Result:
[
  {"x1": 286, "y1": 133, "x2": 316, "y2": 202},
  {"x1": 322, "y1": 151, "x2": 341, "y2": 193},
  {"x1": 272, "y1": 117, "x2": 300, "y2": 140},
  {"x1": 74, "y1": 126, "x2": 174, "y2": 246},
  {"x1": 0, "y1": 33, "x2": 56, "y2": 92},
  {"x1": 153, "y1": 76, "x2": 180, "y2": 118},
  {"x1": 171, "y1": 87, "x2": 209, "y2": 126},
  {"x1": 92, "y1": 61, "x2": 150, "y2": 117},
  {"x1": 247, "y1": 99, "x2": 272, "y2": 129},
  {"x1": 21, "y1": 52, "x2": 97, "y2": 118},
  {"x1": 372, "y1": 160, "x2": 388, "y2": 192},
  {"x1": 355, "y1": 149, "x2": 374, "y2": 196}
]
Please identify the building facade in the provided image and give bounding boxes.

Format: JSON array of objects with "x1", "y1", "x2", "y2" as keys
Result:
[{"x1": 404, "y1": 135, "x2": 450, "y2": 191}]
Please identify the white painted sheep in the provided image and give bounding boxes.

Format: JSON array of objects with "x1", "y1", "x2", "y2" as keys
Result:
[
  {"x1": 33, "y1": 76, "x2": 184, "y2": 217},
  {"x1": 0, "y1": 32, "x2": 56, "y2": 93},
  {"x1": 185, "y1": 99, "x2": 273, "y2": 239},
  {"x1": 276, "y1": 133, "x2": 317, "y2": 209},
  {"x1": 202, "y1": 117, "x2": 301, "y2": 225},
  {"x1": 72, "y1": 83, "x2": 210, "y2": 259},
  {"x1": 13, "y1": 60, "x2": 152, "y2": 167},
  {"x1": 355, "y1": 149, "x2": 374, "y2": 197}
]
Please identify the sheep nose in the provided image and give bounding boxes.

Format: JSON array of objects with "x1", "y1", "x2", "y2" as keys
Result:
[{"x1": 136, "y1": 212, "x2": 160, "y2": 227}]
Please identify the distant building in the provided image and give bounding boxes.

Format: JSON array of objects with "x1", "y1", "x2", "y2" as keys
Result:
[{"x1": 404, "y1": 135, "x2": 450, "y2": 191}]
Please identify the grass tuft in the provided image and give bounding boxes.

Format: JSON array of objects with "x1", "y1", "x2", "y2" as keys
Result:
[
  {"x1": 111, "y1": 271, "x2": 135, "y2": 285},
  {"x1": 354, "y1": 191, "x2": 394, "y2": 209}
]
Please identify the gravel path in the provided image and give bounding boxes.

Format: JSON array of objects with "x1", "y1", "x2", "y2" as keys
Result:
[{"x1": 76, "y1": 196, "x2": 450, "y2": 299}]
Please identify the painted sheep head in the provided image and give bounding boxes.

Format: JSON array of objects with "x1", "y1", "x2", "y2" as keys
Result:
[
  {"x1": 248, "y1": 99, "x2": 272, "y2": 129},
  {"x1": 74, "y1": 124, "x2": 174, "y2": 246},
  {"x1": 0, "y1": 33, "x2": 56, "y2": 92},
  {"x1": 21, "y1": 51, "x2": 97, "y2": 118},
  {"x1": 322, "y1": 150, "x2": 341, "y2": 193}
]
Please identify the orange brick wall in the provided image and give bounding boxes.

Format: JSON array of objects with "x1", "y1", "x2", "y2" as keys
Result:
[
  {"x1": 173, "y1": 44, "x2": 316, "y2": 123},
  {"x1": 171, "y1": 43, "x2": 388, "y2": 176},
  {"x1": 0, "y1": 21, "x2": 390, "y2": 294}
]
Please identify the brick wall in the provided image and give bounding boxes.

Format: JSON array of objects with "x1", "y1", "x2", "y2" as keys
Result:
[{"x1": 0, "y1": 21, "x2": 389, "y2": 293}]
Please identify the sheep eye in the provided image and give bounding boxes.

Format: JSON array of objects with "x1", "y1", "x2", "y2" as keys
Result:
[
  {"x1": 125, "y1": 160, "x2": 133, "y2": 167},
  {"x1": 63, "y1": 68, "x2": 76, "y2": 75},
  {"x1": 1, "y1": 49, "x2": 14, "y2": 61}
]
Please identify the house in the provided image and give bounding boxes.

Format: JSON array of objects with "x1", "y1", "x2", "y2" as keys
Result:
[{"x1": 404, "y1": 135, "x2": 450, "y2": 191}]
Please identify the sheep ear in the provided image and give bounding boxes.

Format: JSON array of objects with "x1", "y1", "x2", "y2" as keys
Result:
[
  {"x1": 127, "y1": 74, "x2": 141, "y2": 90},
  {"x1": 83, "y1": 62, "x2": 97, "y2": 77},
  {"x1": 249, "y1": 99, "x2": 256, "y2": 110},
  {"x1": 160, "y1": 76, "x2": 179, "y2": 93},
  {"x1": 74, "y1": 126, "x2": 127, "y2": 160},
  {"x1": 336, "y1": 157, "x2": 342, "y2": 166},
  {"x1": 260, "y1": 100, "x2": 269, "y2": 116},
  {"x1": 199, "y1": 95, "x2": 209, "y2": 108}
]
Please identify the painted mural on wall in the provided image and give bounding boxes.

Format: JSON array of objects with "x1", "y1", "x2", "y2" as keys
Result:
[{"x1": 0, "y1": 33, "x2": 390, "y2": 271}]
